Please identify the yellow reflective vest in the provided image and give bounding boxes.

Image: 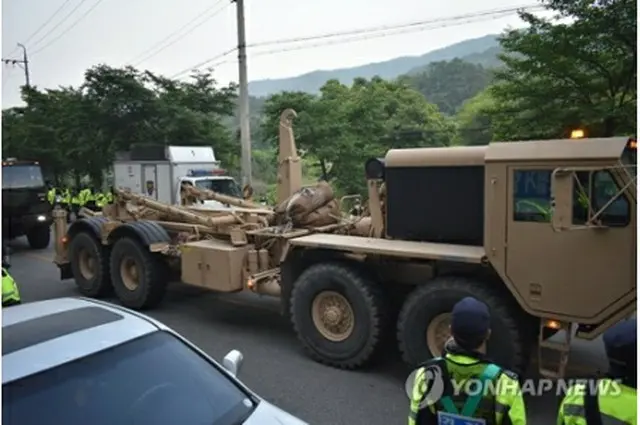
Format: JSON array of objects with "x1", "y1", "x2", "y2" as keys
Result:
[
  {"x1": 2, "y1": 268, "x2": 21, "y2": 306},
  {"x1": 47, "y1": 188, "x2": 56, "y2": 204},
  {"x1": 408, "y1": 353, "x2": 527, "y2": 425},
  {"x1": 557, "y1": 380, "x2": 636, "y2": 425}
]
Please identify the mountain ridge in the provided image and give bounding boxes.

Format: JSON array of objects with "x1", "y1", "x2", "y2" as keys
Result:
[{"x1": 248, "y1": 34, "x2": 501, "y2": 96}]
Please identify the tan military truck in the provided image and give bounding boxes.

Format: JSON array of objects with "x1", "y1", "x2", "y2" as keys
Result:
[{"x1": 52, "y1": 110, "x2": 637, "y2": 377}]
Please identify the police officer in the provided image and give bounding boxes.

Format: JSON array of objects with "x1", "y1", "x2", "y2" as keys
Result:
[
  {"x1": 408, "y1": 297, "x2": 526, "y2": 425},
  {"x1": 557, "y1": 319, "x2": 636, "y2": 425},
  {"x1": 47, "y1": 184, "x2": 57, "y2": 206},
  {"x1": 1, "y1": 243, "x2": 20, "y2": 307}
]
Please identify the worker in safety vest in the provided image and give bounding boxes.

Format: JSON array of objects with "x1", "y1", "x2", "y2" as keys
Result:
[
  {"x1": 47, "y1": 185, "x2": 57, "y2": 205},
  {"x1": 408, "y1": 297, "x2": 526, "y2": 425},
  {"x1": 557, "y1": 319, "x2": 636, "y2": 425},
  {"x1": 2, "y1": 243, "x2": 20, "y2": 307},
  {"x1": 70, "y1": 188, "x2": 82, "y2": 219},
  {"x1": 79, "y1": 186, "x2": 92, "y2": 208}
]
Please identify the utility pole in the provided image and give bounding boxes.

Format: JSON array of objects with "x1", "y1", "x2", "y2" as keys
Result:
[
  {"x1": 233, "y1": 0, "x2": 252, "y2": 188},
  {"x1": 2, "y1": 43, "x2": 30, "y2": 88},
  {"x1": 18, "y1": 44, "x2": 30, "y2": 88}
]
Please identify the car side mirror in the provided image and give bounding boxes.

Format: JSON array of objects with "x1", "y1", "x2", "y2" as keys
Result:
[{"x1": 222, "y1": 350, "x2": 243, "y2": 377}]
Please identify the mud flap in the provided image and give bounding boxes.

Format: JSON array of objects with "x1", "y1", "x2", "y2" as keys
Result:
[{"x1": 59, "y1": 262, "x2": 73, "y2": 280}]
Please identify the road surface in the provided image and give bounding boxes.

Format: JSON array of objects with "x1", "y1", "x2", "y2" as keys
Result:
[{"x1": 7, "y1": 237, "x2": 610, "y2": 425}]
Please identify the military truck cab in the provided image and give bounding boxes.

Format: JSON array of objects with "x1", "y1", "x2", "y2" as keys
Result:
[
  {"x1": 361, "y1": 137, "x2": 636, "y2": 375},
  {"x1": 2, "y1": 159, "x2": 52, "y2": 249},
  {"x1": 283, "y1": 136, "x2": 636, "y2": 376}
]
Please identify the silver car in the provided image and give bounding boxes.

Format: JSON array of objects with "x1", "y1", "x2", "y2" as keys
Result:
[{"x1": 2, "y1": 297, "x2": 308, "y2": 425}]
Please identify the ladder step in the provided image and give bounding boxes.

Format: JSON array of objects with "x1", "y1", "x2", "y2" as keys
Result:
[
  {"x1": 538, "y1": 320, "x2": 573, "y2": 379},
  {"x1": 539, "y1": 340, "x2": 571, "y2": 352}
]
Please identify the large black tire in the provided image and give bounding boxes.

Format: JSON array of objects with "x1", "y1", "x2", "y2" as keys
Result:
[
  {"x1": 290, "y1": 263, "x2": 390, "y2": 369},
  {"x1": 68, "y1": 232, "x2": 112, "y2": 297},
  {"x1": 26, "y1": 226, "x2": 50, "y2": 250},
  {"x1": 397, "y1": 276, "x2": 528, "y2": 374},
  {"x1": 109, "y1": 237, "x2": 167, "y2": 310}
]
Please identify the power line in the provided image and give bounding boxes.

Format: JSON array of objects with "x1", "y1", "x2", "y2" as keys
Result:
[
  {"x1": 247, "y1": 4, "x2": 541, "y2": 49},
  {"x1": 131, "y1": 1, "x2": 231, "y2": 67},
  {"x1": 250, "y1": 13, "x2": 523, "y2": 58},
  {"x1": 169, "y1": 47, "x2": 237, "y2": 79},
  {"x1": 28, "y1": 0, "x2": 90, "y2": 52},
  {"x1": 170, "y1": 5, "x2": 540, "y2": 79},
  {"x1": 128, "y1": 0, "x2": 229, "y2": 65},
  {"x1": 30, "y1": 0, "x2": 106, "y2": 57},
  {"x1": 22, "y1": 0, "x2": 75, "y2": 46}
]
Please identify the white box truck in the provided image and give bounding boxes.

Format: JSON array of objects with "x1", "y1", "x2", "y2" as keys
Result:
[{"x1": 113, "y1": 145, "x2": 242, "y2": 209}]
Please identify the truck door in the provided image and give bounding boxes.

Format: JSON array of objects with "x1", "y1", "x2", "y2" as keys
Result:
[
  {"x1": 505, "y1": 166, "x2": 635, "y2": 321},
  {"x1": 142, "y1": 165, "x2": 158, "y2": 200}
]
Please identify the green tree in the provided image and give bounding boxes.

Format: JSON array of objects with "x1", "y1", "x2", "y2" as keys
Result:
[
  {"x1": 402, "y1": 58, "x2": 493, "y2": 115},
  {"x1": 490, "y1": 0, "x2": 636, "y2": 140},
  {"x1": 2, "y1": 65, "x2": 239, "y2": 187},
  {"x1": 455, "y1": 89, "x2": 496, "y2": 146},
  {"x1": 260, "y1": 77, "x2": 456, "y2": 195}
]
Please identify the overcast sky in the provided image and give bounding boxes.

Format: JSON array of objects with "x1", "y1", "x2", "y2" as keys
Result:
[{"x1": 2, "y1": 0, "x2": 535, "y2": 107}]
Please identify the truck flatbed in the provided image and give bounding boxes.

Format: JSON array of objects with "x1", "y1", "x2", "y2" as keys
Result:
[{"x1": 289, "y1": 233, "x2": 486, "y2": 264}]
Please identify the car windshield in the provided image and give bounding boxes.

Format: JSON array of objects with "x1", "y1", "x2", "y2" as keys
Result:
[
  {"x1": 2, "y1": 165, "x2": 45, "y2": 189},
  {"x1": 195, "y1": 178, "x2": 242, "y2": 198},
  {"x1": 2, "y1": 331, "x2": 255, "y2": 425}
]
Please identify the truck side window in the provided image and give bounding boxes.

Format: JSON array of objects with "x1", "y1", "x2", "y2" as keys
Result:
[
  {"x1": 572, "y1": 171, "x2": 631, "y2": 227},
  {"x1": 513, "y1": 170, "x2": 552, "y2": 223}
]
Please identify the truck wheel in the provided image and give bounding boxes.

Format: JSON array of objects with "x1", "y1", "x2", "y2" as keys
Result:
[
  {"x1": 26, "y1": 226, "x2": 50, "y2": 250},
  {"x1": 69, "y1": 232, "x2": 111, "y2": 297},
  {"x1": 109, "y1": 237, "x2": 167, "y2": 310},
  {"x1": 290, "y1": 263, "x2": 390, "y2": 369},
  {"x1": 397, "y1": 276, "x2": 527, "y2": 374}
]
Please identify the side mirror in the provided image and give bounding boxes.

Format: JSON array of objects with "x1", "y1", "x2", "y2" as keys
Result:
[
  {"x1": 222, "y1": 349, "x2": 244, "y2": 377},
  {"x1": 550, "y1": 168, "x2": 575, "y2": 231}
]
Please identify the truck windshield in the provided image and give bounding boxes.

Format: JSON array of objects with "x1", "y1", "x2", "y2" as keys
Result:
[
  {"x1": 195, "y1": 179, "x2": 242, "y2": 198},
  {"x1": 2, "y1": 165, "x2": 45, "y2": 189},
  {"x1": 2, "y1": 331, "x2": 256, "y2": 425}
]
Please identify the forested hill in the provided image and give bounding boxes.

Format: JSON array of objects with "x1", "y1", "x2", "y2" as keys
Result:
[{"x1": 248, "y1": 34, "x2": 500, "y2": 97}]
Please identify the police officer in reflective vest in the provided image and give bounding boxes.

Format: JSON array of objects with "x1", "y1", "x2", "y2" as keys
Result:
[
  {"x1": 408, "y1": 297, "x2": 526, "y2": 425},
  {"x1": 2, "y1": 244, "x2": 20, "y2": 307},
  {"x1": 557, "y1": 319, "x2": 636, "y2": 425}
]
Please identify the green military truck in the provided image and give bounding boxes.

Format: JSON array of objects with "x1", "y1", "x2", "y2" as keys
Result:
[{"x1": 2, "y1": 159, "x2": 52, "y2": 249}]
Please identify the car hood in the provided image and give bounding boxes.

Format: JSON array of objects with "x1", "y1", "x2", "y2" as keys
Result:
[{"x1": 244, "y1": 400, "x2": 308, "y2": 425}]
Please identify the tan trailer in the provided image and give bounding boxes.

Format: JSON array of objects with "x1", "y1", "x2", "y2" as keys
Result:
[{"x1": 53, "y1": 109, "x2": 637, "y2": 378}]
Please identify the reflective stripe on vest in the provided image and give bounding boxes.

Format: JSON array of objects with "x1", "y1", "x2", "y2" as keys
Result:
[{"x1": 563, "y1": 403, "x2": 634, "y2": 425}]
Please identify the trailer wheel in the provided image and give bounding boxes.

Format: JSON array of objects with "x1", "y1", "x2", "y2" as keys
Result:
[
  {"x1": 397, "y1": 276, "x2": 527, "y2": 374},
  {"x1": 109, "y1": 237, "x2": 167, "y2": 310},
  {"x1": 290, "y1": 263, "x2": 389, "y2": 369},
  {"x1": 69, "y1": 232, "x2": 111, "y2": 297},
  {"x1": 26, "y1": 225, "x2": 51, "y2": 250}
]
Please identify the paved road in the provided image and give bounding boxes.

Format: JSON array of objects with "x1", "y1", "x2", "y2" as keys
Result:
[{"x1": 8, "y1": 237, "x2": 611, "y2": 425}]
